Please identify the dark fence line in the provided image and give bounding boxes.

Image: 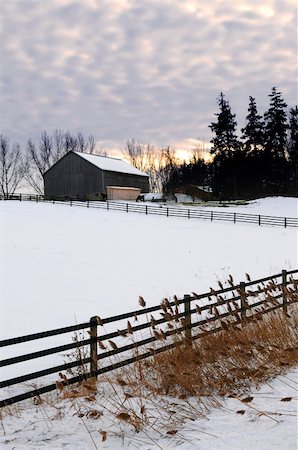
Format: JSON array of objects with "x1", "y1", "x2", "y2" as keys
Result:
[
  {"x1": 1, "y1": 269, "x2": 297, "y2": 408},
  {"x1": 1, "y1": 193, "x2": 297, "y2": 228}
]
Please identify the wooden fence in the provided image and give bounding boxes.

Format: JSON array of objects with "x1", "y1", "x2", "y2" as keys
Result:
[
  {"x1": 1, "y1": 193, "x2": 297, "y2": 228},
  {"x1": 0, "y1": 269, "x2": 297, "y2": 408}
]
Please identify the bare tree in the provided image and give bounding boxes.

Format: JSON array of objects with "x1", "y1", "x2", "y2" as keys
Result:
[
  {"x1": 25, "y1": 130, "x2": 98, "y2": 194},
  {"x1": 64, "y1": 131, "x2": 78, "y2": 153},
  {"x1": 122, "y1": 138, "x2": 148, "y2": 172},
  {"x1": 189, "y1": 139, "x2": 210, "y2": 163},
  {"x1": 87, "y1": 134, "x2": 96, "y2": 154},
  {"x1": 158, "y1": 146, "x2": 178, "y2": 193},
  {"x1": 53, "y1": 129, "x2": 65, "y2": 161},
  {"x1": 0, "y1": 135, "x2": 25, "y2": 197},
  {"x1": 122, "y1": 139, "x2": 180, "y2": 193}
]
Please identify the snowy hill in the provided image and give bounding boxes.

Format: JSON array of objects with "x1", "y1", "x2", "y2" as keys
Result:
[
  {"x1": 0, "y1": 197, "x2": 297, "y2": 449},
  {"x1": 0, "y1": 197, "x2": 296, "y2": 340}
]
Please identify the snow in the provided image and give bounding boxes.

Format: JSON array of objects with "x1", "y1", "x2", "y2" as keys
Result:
[
  {"x1": 0, "y1": 198, "x2": 296, "y2": 339},
  {"x1": 1, "y1": 369, "x2": 297, "y2": 449},
  {"x1": 0, "y1": 196, "x2": 297, "y2": 448},
  {"x1": 72, "y1": 151, "x2": 149, "y2": 177},
  {"x1": 190, "y1": 196, "x2": 297, "y2": 218},
  {"x1": 143, "y1": 192, "x2": 164, "y2": 201}
]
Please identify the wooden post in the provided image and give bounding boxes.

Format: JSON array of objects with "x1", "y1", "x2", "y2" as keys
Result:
[
  {"x1": 184, "y1": 294, "x2": 192, "y2": 342},
  {"x1": 167, "y1": 207, "x2": 169, "y2": 217},
  {"x1": 188, "y1": 209, "x2": 190, "y2": 219},
  {"x1": 126, "y1": 203, "x2": 128, "y2": 213},
  {"x1": 107, "y1": 201, "x2": 109, "y2": 210},
  {"x1": 284, "y1": 217, "x2": 287, "y2": 228},
  {"x1": 211, "y1": 211, "x2": 213, "y2": 221},
  {"x1": 90, "y1": 316, "x2": 99, "y2": 379},
  {"x1": 282, "y1": 270, "x2": 287, "y2": 315},
  {"x1": 234, "y1": 213, "x2": 236, "y2": 223},
  {"x1": 146, "y1": 205, "x2": 148, "y2": 215},
  {"x1": 258, "y1": 215, "x2": 261, "y2": 226},
  {"x1": 87, "y1": 200, "x2": 89, "y2": 208},
  {"x1": 239, "y1": 282, "x2": 247, "y2": 321}
]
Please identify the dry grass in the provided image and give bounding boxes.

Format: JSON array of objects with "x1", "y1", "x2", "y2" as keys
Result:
[
  {"x1": 53, "y1": 305, "x2": 297, "y2": 440},
  {"x1": 55, "y1": 282, "x2": 298, "y2": 440},
  {"x1": 120, "y1": 307, "x2": 298, "y2": 399},
  {"x1": 1, "y1": 278, "x2": 297, "y2": 447}
]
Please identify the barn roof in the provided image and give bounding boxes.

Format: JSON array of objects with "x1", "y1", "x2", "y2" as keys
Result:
[{"x1": 73, "y1": 151, "x2": 149, "y2": 177}]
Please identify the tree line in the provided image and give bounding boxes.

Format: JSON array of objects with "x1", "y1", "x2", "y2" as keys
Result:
[
  {"x1": 166, "y1": 87, "x2": 297, "y2": 199},
  {"x1": 0, "y1": 87, "x2": 297, "y2": 199},
  {"x1": 0, "y1": 130, "x2": 99, "y2": 196},
  {"x1": 208, "y1": 87, "x2": 297, "y2": 199}
]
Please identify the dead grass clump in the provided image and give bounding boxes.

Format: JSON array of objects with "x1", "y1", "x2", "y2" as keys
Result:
[{"x1": 117, "y1": 306, "x2": 298, "y2": 399}]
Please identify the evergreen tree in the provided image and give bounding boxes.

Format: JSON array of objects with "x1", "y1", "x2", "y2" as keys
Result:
[
  {"x1": 288, "y1": 106, "x2": 298, "y2": 164},
  {"x1": 264, "y1": 87, "x2": 288, "y2": 158},
  {"x1": 241, "y1": 96, "x2": 264, "y2": 153},
  {"x1": 209, "y1": 93, "x2": 240, "y2": 157},
  {"x1": 287, "y1": 106, "x2": 298, "y2": 194}
]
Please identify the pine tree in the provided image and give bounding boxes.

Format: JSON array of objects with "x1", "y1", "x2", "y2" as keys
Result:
[
  {"x1": 241, "y1": 96, "x2": 264, "y2": 153},
  {"x1": 264, "y1": 87, "x2": 288, "y2": 158},
  {"x1": 209, "y1": 93, "x2": 240, "y2": 157},
  {"x1": 287, "y1": 106, "x2": 298, "y2": 194},
  {"x1": 288, "y1": 106, "x2": 298, "y2": 164}
]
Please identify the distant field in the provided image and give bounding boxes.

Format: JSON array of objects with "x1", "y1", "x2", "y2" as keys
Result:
[{"x1": 0, "y1": 196, "x2": 296, "y2": 338}]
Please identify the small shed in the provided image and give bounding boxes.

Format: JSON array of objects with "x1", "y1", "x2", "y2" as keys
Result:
[
  {"x1": 43, "y1": 151, "x2": 149, "y2": 200},
  {"x1": 106, "y1": 186, "x2": 141, "y2": 201}
]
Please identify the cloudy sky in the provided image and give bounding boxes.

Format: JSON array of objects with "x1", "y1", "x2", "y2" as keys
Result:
[{"x1": 0, "y1": 0, "x2": 297, "y2": 154}]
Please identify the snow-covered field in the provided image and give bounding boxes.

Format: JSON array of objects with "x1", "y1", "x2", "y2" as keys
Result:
[
  {"x1": 184, "y1": 196, "x2": 297, "y2": 217},
  {"x1": 0, "y1": 197, "x2": 297, "y2": 339},
  {"x1": 0, "y1": 196, "x2": 297, "y2": 449}
]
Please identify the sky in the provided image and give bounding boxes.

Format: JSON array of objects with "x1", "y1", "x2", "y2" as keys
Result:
[{"x1": 0, "y1": 0, "x2": 297, "y2": 156}]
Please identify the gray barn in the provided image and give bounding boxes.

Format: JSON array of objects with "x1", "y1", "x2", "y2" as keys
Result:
[{"x1": 43, "y1": 151, "x2": 149, "y2": 200}]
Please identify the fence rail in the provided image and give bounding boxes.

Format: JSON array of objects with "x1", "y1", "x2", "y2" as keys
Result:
[
  {"x1": 1, "y1": 269, "x2": 297, "y2": 408},
  {"x1": 1, "y1": 193, "x2": 297, "y2": 228}
]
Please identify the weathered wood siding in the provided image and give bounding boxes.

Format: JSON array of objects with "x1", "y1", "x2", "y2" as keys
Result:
[
  {"x1": 103, "y1": 170, "x2": 149, "y2": 193},
  {"x1": 44, "y1": 152, "x2": 104, "y2": 199},
  {"x1": 43, "y1": 152, "x2": 149, "y2": 199}
]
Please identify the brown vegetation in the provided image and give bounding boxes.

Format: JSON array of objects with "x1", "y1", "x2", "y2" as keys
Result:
[{"x1": 117, "y1": 307, "x2": 298, "y2": 399}]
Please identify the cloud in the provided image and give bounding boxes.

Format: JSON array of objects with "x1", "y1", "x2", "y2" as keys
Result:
[{"x1": 0, "y1": 0, "x2": 296, "y2": 151}]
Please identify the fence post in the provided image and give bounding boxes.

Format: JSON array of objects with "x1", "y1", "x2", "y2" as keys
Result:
[
  {"x1": 284, "y1": 217, "x2": 287, "y2": 228},
  {"x1": 211, "y1": 211, "x2": 213, "y2": 221},
  {"x1": 258, "y1": 215, "x2": 261, "y2": 226},
  {"x1": 234, "y1": 213, "x2": 236, "y2": 223},
  {"x1": 70, "y1": 199, "x2": 72, "y2": 207},
  {"x1": 126, "y1": 203, "x2": 128, "y2": 213},
  {"x1": 146, "y1": 205, "x2": 148, "y2": 215},
  {"x1": 188, "y1": 209, "x2": 190, "y2": 219},
  {"x1": 19, "y1": 194, "x2": 22, "y2": 201},
  {"x1": 90, "y1": 316, "x2": 99, "y2": 379},
  {"x1": 184, "y1": 294, "x2": 192, "y2": 342},
  {"x1": 282, "y1": 270, "x2": 288, "y2": 315},
  {"x1": 239, "y1": 282, "x2": 247, "y2": 320},
  {"x1": 107, "y1": 201, "x2": 109, "y2": 210},
  {"x1": 87, "y1": 200, "x2": 89, "y2": 208},
  {"x1": 167, "y1": 207, "x2": 169, "y2": 217}
]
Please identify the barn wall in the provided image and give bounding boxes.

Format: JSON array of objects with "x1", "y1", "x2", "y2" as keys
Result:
[
  {"x1": 106, "y1": 186, "x2": 141, "y2": 200},
  {"x1": 103, "y1": 171, "x2": 149, "y2": 193},
  {"x1": 44, "y1": 152, "x2": 104, "y2": 199},
  {"x1": 43, "y1": 152, "x2": 149, "y2": 199}
]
